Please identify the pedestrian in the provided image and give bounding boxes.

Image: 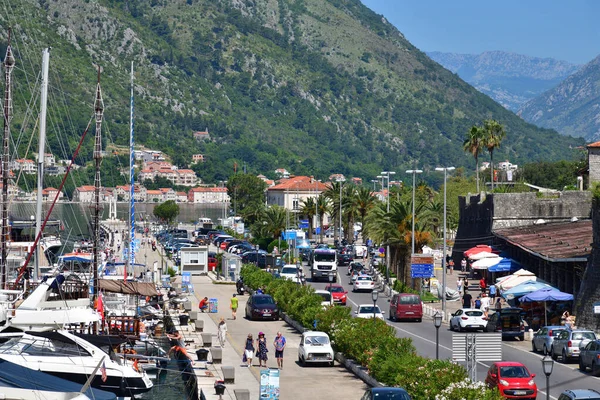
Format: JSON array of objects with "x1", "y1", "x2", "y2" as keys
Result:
[
  {"x1": 462, "y1": 290, "x2": 473, "y2": 308},
  {"x1": 457, "y1": 277, "x2": 463, "y2": 294},
  {"x1": 273, "y1": 331, "x2": 286, "y2": 370},
  {"x1": 198, "y1": 296, "x2": 209, "y2": 312},
  {"x1": 489, "y1": 284, "x2": 497, "y2": 300},
  {"x1": 495, "y1": 297, "x2": 503, "y2": 312},
  {"x1": 168, "y1": 344, "x2": 194, "y2": 365},
  {"x1": 479, "y1": 277, "x2": 487, "y2": 293},
  {"x1": 480, "y1": 292, "x2": 490, "y2": 312},
  {"x1": 243, "y1": 334, "x2": 254, "y2": 367},
  {"x1": 217, "y1": 317, "x2": 227, "y2": 347},
  {"x1": 461, "y1": 258, "x2": 467, "y2": 272},
  {"x1": 474, "y1": 295, "x2": 482, "y2": 309},
  {"x1": 167, "y1": 330, "x2": 185, "y2": 347},
  {"x1": 230, "y1": 293, "x2": 238, "y2": 320},
  {"x1": 256, "y1": 332, "x2": 269, "y2": 368}
]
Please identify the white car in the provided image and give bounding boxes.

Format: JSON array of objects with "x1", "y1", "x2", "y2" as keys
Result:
[
  {"x1": 355, "y1": 304, "x2": 384, "y2": 320},
  {"x1": 314, "y1": 290, "x2": 334, "y2": 308},
  {"x1": 298, "y1": 331, "x2": 335, "y2": 367},
  {"x1": 279, "y1": 265, "x2": 300, "y2": 283},
  {"x1": 353, "y1": 275, "x2": 375, "y2": 292},
  {"x1": 450, "y1": 308, "x2": 488, "y2": 332}
]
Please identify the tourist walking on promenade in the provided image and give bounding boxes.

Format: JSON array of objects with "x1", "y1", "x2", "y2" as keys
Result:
[
  {"x1": 230, "y1": 294, "x2": 238, "y2": 320},
  {"x1": 243, "y1": 334, "x2": 254, "y2": 367},
  {"x1": 274, "y1": 331, "x2": 286, "y2": 370},
  {"x1": 256, "y1": 332, "x2": 269, "y2": 368},
  {"x1": 217, "y1": 318, "x2": 227, "y2": 347}
]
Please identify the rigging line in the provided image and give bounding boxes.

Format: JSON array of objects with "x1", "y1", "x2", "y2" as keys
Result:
[{"x1": 15, "y1": 114, "x2": 94, "y2": 283}]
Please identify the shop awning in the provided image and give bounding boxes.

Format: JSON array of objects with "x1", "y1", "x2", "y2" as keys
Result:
[
  {"x1": 464, "y1": 245, "x2": 493, "y2": 258},
  {"x1": 488, "y1": 258, "x2": 521, "y2": 273},
  {"x1": 471, "y1": 257, "x2": 502, "y2": 270}
]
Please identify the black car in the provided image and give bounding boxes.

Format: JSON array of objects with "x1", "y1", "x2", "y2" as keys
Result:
[
  {"x1": 245, "y1": 294, "x2": 279, "y2": 321},
  {"x1": 361, "y1": 387, "x2": 412, "y2": 400},
  {"x1": 485, "y1": 307, "x2": 526, "y2": 340},
  {"x1": 338, "y1": 252, "x2": 354, "y2": 267}
]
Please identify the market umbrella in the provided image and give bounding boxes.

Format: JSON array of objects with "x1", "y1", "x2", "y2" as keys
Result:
[
  {"x1": 488, "y1": 258, "x2": 521, "y2": 273},
  {"x1": 464, "y1": 245, "x2": 493, "y2": 258},
  {"x1": 502, "y1": 280, "x2": 553, "y2": 299},
  {"x1": 469, "y1": 251, "x2": 500, "y2": 261},
  {"x1": 520, "y1": 288, "x2": 574, "y2": 326},
  {"x1": 497, "y1": 269, "x2": 536, "y2": 291},
  {"x1": 471, "y1": 257, "x2": 503, "y2": 270}
]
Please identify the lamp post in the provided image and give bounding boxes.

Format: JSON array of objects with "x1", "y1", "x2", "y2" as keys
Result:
[
  {"x1": 433, "y1": 311, "x2": 442, "y2": 359},
  {"x1": 371, "y1": 290, "x2": 379, "y2": 325},
  {"x1": 435, "y1": 166, "x2": 454, "y2": 317},
  {"x1": 370, "y1": 179, "x2": 378, "y2": 192},
  {"x1": 381, "y1": 171, "x2": 396, "y2": 285},
  {"x1": 337, "y1": 177, "x2": 345, "y2": 243},
  {"x1": 542, "y1": 355, "x2": 554, "y2": 400},
  {"x1": 405, "y1": 169, "x2": 423, "y2": 256}
]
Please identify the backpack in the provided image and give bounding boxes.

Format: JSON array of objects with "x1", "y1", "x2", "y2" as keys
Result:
[{"x1": 475, "y1": 299, "x2": 482, "y2": 308}]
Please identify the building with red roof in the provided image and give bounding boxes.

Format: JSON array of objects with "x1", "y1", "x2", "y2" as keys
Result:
[{"x1": 188, "y1": 187, "x2": 229, "y2": 204}]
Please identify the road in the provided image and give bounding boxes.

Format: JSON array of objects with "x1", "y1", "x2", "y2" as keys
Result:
[{"x1": 304, "y1": 261, "x2": 600, "y2": 399}]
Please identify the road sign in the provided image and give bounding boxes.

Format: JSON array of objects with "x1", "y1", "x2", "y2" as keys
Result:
[
  {"x1": 379, "y1": 247, "x2": 385, "y2": 253},
  {"x1": 411, "y1": 254, "x2": 434, "y2": 278}
]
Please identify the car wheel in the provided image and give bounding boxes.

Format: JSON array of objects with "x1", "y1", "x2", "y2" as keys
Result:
[
  {"x1": 300, "y1": 356, "x2": 306, "y2": 367},
  {"x1": 593, "y1": 361, "x2": 600, "y2": 377},
  {"x1": 449, "y1": 322, "x2": 454, "y2": 331},
  {"x1": 531, "y1": 341, "x2": 536, "y2": 352},
  {"x1": 543, "y1": 345, "x2": 548, "y2": 355},
  {"x1": 329, "y1": 361, "x2": 334, "y2": 367},
  {"x1": 458, "y1": 324, "x2": 464, "y2": 332},
  {"x1": 417, "y1": 318, "x2": 422, "y2": 323},
  {"x1": 551, "y1": 347, "x2": 557, "y2": 360},
  {"x1": 580, "y1": 359, "x2": 587, "y2": 372},
  {"x1": 562, "y1": 349, "x2": 569, "y2": 363}
]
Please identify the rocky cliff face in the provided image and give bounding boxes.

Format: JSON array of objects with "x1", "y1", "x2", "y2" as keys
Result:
[
  {"x1": 518, "y1": 55, "x2": 600, "y2": 140},
  {"x1": 428, "y1": 51, "x2": 580, "y2": 111}
]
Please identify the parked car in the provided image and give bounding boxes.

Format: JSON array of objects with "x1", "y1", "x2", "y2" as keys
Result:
[
  {"x1": 279, "y1": 265, "x2": 300, "y2": 283},
  {"x1": 353, "y1": 275, "x2": 375, "y2": 292},
  {"x1": 552, "y1": 329, "x2": 597, "y2": 362},
  {"x1": 388, "y1": 293, "x2": 423, "y2": 322},
  {"x1": 485, "y1": 307, "x2": 526, "y2": 340},
  {"x1": 297, "y1": 331, "x2": 335, "y2": 367},
  {"x1": 485, "y1": 361, "x2": 537, "y2": 399},
  {"x1": 355, "y1": 304, "x2": 384, "y2": 320},
  {"x1": 314, "y1": 290, "x2": 333, "y2": 308},
  {"x1": 338, "y1": 252, "x2": 354, "y2": 267},
  {"x1": 325, "y1": 284, "x2": 347, "y2": 305},
  {"x1": 347, "y1": 262, "x2": 365, "y2": 276},
  {"x1": 450, "y1": 308, "x2": 487, "y2": 332},
  {"x1": 349, "y1": 270, "x2": 361, "y2": 283},
  {"x1": 245, "y1": 294, "x2": 279, "y2": 321},
  {"x1": 558, "y1": 389, "x2": 600, "y2": 399},
  {"x1": 532, "y1": 325, "x2": 567, "y2": 355},
  {"x1": 579, "y1": 339, "x2": 600, "y2": 375},
  {"x1": 360, "y1": 387, "x2": 412, "y2": 400}
]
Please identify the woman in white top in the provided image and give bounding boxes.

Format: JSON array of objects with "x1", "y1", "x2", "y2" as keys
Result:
[{"x1": 217, "y1": 317, "x2": 227, "y2": 347}]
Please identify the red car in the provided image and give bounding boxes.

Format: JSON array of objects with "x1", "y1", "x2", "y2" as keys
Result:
[
  {"x1": 485, "y1": 361, "x2": 537, "y2": 399},
  {"x1": 325, "y1": 284, "x2": 348, "y2": 305}
]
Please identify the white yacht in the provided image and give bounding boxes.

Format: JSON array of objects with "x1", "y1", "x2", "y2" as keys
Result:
[{"x1": 0, "y1": 330, "x2": 153, "y2": 397}]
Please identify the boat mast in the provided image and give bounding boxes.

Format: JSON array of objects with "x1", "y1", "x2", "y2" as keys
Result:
[
  {"x1": 92, "y1": 68, "x2": 104, "y2": 300},
  {"x1": 1, "y1": 31, "x2": 14, "y2": 290},
  {"x1": 126, "y1": 61, "x2": 134, "y2": 281},
  {"x1": 34, "y1": 48, "x2": 50, "y2": 281}
]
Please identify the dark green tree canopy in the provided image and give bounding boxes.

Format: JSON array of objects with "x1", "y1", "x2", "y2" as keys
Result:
[
  {"x1": 227, "y1": 173, "x2": 267, "y2": 216},
  {"x1": 153, "y1": 200, "x2": 180, "y2": 224}
]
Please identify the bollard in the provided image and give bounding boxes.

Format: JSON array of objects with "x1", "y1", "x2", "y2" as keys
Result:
[
  {"x1": 211, "y1": 346, "x2": 223, "y2": 364},
  {"x1": 201, "y1": 332, "x2": 213, "y2": 347}
]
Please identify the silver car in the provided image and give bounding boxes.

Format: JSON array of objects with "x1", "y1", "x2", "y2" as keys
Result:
[
  {"x1": 579, "y1": 339, "x2": 600, "y2": 375},
  {"x1": 532, "y1": 325, "x2": 567, "y2": 355},
  {"x1": 551, "y1": 329, "x2": 597, "y2": 362}
]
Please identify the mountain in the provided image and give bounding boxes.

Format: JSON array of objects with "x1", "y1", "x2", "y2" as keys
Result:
[
  {"x1": 518, "y1": 55, "x2": 600, "y2": 141},
  {"x1": 0, "y1": 0, "x2": 584, "y2": 187},
  {"x1": 427, "y1": 51, "x2": 581, "y2": 112}
]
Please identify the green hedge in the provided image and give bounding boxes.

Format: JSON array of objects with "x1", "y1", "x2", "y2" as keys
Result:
[{"x1": 240, "y1": 265, "x2": 502, "y2": 399}]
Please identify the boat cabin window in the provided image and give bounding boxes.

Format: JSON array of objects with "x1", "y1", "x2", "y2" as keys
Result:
[{"x1": 0, "y1": 335, "x2": 91, "y2": 357}]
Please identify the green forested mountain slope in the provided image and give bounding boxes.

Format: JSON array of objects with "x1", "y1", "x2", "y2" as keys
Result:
[{"x1": 0, "y1": 0, "x2": 584, "y2": 186}]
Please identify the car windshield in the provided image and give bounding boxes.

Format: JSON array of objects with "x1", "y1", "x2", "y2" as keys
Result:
[
  {"x1": 254, "y1": 296, "x2": 275, "y2": 305},
  {"x1": 465, "y1": 310, "x2": 483, "y2": 317},
  {"x1": 359, "y1": 306, "x2": 381, "y2": 314},
  {"x1": 357, "y1": 276, "x2": 372, "y2": 281},
  {"x1": 499, "y1": 366, "x2": 530, "y2": 378},
  {"x1": 314, "y1": 253, "x2": 336, "y2": 262},
  {"x1": 573, "y1": 332, "x2": 597, "y2": 341},
  {"x1": 328, "y1": 286, "x2": 345, "y2": 293},
  {"x1": 281, "y1": 267, "x2": 297, "y2": 274},
  {"x1": 371, "y1": 391, "x2": 411, "y2": 400},
  {"x1": 550, "y1": 329, "x2": 565, "y2": 336},
  {"x1": 317, "y1": 292, "x2": 331, "y2": 302},
  {"x1": 305, "y1": 336, "x2": 330, "y2": 345},
  {"x1": 399, "y1": 295, "x2": 420, "y2": 304}
]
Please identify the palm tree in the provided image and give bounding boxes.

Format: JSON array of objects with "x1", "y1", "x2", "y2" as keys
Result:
[
  {"x1": 354, "y1": 186, "x2": 376, "y2": 241},
  {"x1": 482, "y1": 119, "x2": 506, "y2": 191},
  {"x1": 263, "y1": 205, "x2": 287, "y2": 240},
  {"x1": 316, "y1": 195, "x2": 331, "y2": 243},
  {"x1": 463, "y1": 125, "x2": 485, "y2": 192},
  {"x1": 324, "y1": 181, "x2": 344, "y2": 242},
  {"x1": 342, "y1": 185, "x2": 359, "y2": 242},
  {"x1": 299, "y1": 197, "x2": 316, "y2": 239}
]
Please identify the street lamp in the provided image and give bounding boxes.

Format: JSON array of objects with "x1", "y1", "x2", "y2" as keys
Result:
[
  {"x1": 435, "y1": 166, "x2": 454, "y2": 317},
  {"x1": 381, "y1": 171, "x2": 396, "y2": 285},
  {"x1": 370, "y1": 179, "x2": 378, "y2": 192},
  {"x1": 371, "y1": 290, "x2": 379, "y2": 322},
  {"x1": 337, "y1": 176, "x2": 345, "y2": 243},
  {"x1": 433, "y1": 311, "x2": 442, "y2": 360},
  {"x1": 542, "y1": 355, "x2": 554, "y2": 400},
  {"x1": 405, "y1": 169, "x2": 423, "y2": 256}
]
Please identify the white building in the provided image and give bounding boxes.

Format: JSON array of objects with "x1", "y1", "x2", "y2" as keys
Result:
[{"x1": 188, "y1": 187, "x2": 229, "y2": 203}]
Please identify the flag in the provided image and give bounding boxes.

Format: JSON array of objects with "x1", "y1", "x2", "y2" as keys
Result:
[{"x1": 100, "y1": 361, "x2": 107, "y2": 383}]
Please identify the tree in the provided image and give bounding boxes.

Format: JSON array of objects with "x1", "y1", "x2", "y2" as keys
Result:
[
  {"x1": 316, "y1": 195, "x2": 331, "y2": 243},
  {"x1": 482, "y1": 119, "x2": 506, "y2": 191},
  {"x1": 262, "y1": 205, "x2": 287, "y2": 240},
  {"x1": 463, "y1": 125, "x2": 485, "y2": 192},
  {"x1": 300, "y1": 197, "x2": 316, "y2": 239},
  {"x1": 324, "y1": 181, "x2": 344, "y2": 242},
  {"x1": 353, "y1": 186, "x2": 376, "y2": 241},
  {"x1": 227, "y1": 173, "x2": 268, "y2": 216},
  {"x1": 153, "y1": 200, "x2": 180, "y2": 224}
]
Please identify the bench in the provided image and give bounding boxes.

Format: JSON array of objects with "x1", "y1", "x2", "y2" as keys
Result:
[
  {"x1": 233, "y1": 389, "x2": 250, "y2": 400},
  {"x1": 201, "y1": 332, "x2": 213, "y2": 347},
  {"x1": 221, "y1": 366, "x2": 235, "y2": 383},
  {"x1": 210, "y1": 346, "x2": 222, "y2": 364}
]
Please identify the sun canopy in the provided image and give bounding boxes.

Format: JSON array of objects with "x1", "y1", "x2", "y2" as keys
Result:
[
  {"x1": 488, "y1": 258, "x2": 521, "y2": 273},
  {"x1": 471, "y1": 257, "x2": 502, "y2": 270},
  {"x1": 464, "y1": 245, "x2": 493, "y2": 258},
  {"x1": 502, "y1": 280, "x2": 554, "y2": 299},
  {"x1": 469, "y1": 251, "x2": 500, "y2": 261},
  {"x1": 98, "y1": 280, "x2": 160, "y2": 297},
  {"x1": 497, "y1": 269, "x2": 536, "y2": 291},
  {"x1": 520, "y1": 288, "x2": 574, "y2": 303}
]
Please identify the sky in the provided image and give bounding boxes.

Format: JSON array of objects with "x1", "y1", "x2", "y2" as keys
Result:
[{"x1": 360, "y1": 0, "x2": 600, "y2": 65}]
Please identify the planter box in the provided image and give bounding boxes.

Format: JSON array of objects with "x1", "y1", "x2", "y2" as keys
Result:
[
  {"x1": 194, "y1": 320, "x2": 204, "y2": 332},
  {"x1": 234, "y1": 389, "x2": 250, "y2": 400},
  {"x1": 221, "y1": 366, "x2": 235, "y2": 383},
  {"x1": 211, "y1": 346, "x2": 223, "y2": 364},
  {"x1": 201, "y1": 332, "x2": 213, "y2": 347}
]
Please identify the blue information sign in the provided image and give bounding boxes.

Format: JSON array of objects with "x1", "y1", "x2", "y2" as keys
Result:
[{"x1": 410, "y1": 255, "x2": 435, "y2": 278}]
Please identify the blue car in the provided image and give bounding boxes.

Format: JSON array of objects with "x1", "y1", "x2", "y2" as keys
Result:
[{"x1": 361, "y1": 387, "x2": 411, "y2": 400}]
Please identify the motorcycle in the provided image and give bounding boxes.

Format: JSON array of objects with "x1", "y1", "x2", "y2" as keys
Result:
[{"x1": 236, "y1": 278, "x2": 245, "y2": 295}]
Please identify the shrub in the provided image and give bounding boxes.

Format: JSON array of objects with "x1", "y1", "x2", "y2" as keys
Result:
[
  {"x1": 267, "y1": 239, "x2": 288, "y2": 253},
  {"x1": 435, "y1": 379, "x2": 503, "y2": 400}
]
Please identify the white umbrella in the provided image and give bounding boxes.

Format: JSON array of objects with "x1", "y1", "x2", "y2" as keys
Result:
[
  {"x1": 498, "y1": 269, "x2": 537, "y2": 291},
  {"x1": 471, "y1": 257, "x2": 503, "y2": 270},
  {"x1": 469, "y1": 251, "x2": 500, "y2": 261}
]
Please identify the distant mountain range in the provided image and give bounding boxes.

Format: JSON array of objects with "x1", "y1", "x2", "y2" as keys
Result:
[
  {"x1": 518, "y1": 54, "x2": 600, "y2": 141},
  {"x1": 427, "y1": 51, "x2": 581, "y2": 111}
]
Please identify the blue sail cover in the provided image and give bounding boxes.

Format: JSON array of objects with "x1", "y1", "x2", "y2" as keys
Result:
[{"x1": 0, "y1": 358, "x2": 116, "y2": 400}]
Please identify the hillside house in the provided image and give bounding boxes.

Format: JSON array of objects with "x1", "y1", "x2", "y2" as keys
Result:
[
  {"x1": 267, "y1": 175, "x2": 328, "y2": 211},
  {"x1": 176, "y1": 191, "x2": 188, "y2": 202},
  {"x1": 73, "y1": 186, "x2": 96, "y2": 203},
  {"x1": 188, "y1": 187, "x2": 229, "y2": 203},
  {"x1": 275, "y1": 168, "x2": 290, "y2": 179},
  {"x1": 192, "y1": 154, "x2": 205, "y2": 163},
  {"x1": 11, "y1": 159, "x2": 36, "y2": 174},
  {"x1": 41, "y1": 187, "x2": 63, "y2": 202},
  {"x1": 146, "y1": 190, "x2": 162, "y2": 203},
  {"x1": 159, "y1": 188, "x2": 177, "y2": 201},
  {"x1": 193, "y1": 129, "x2": 211, "y2": 141}
]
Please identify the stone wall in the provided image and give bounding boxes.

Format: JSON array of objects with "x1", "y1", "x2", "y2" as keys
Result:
[{"x1": 575, "y1": 197, "x2": 600, "y2": 330}]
